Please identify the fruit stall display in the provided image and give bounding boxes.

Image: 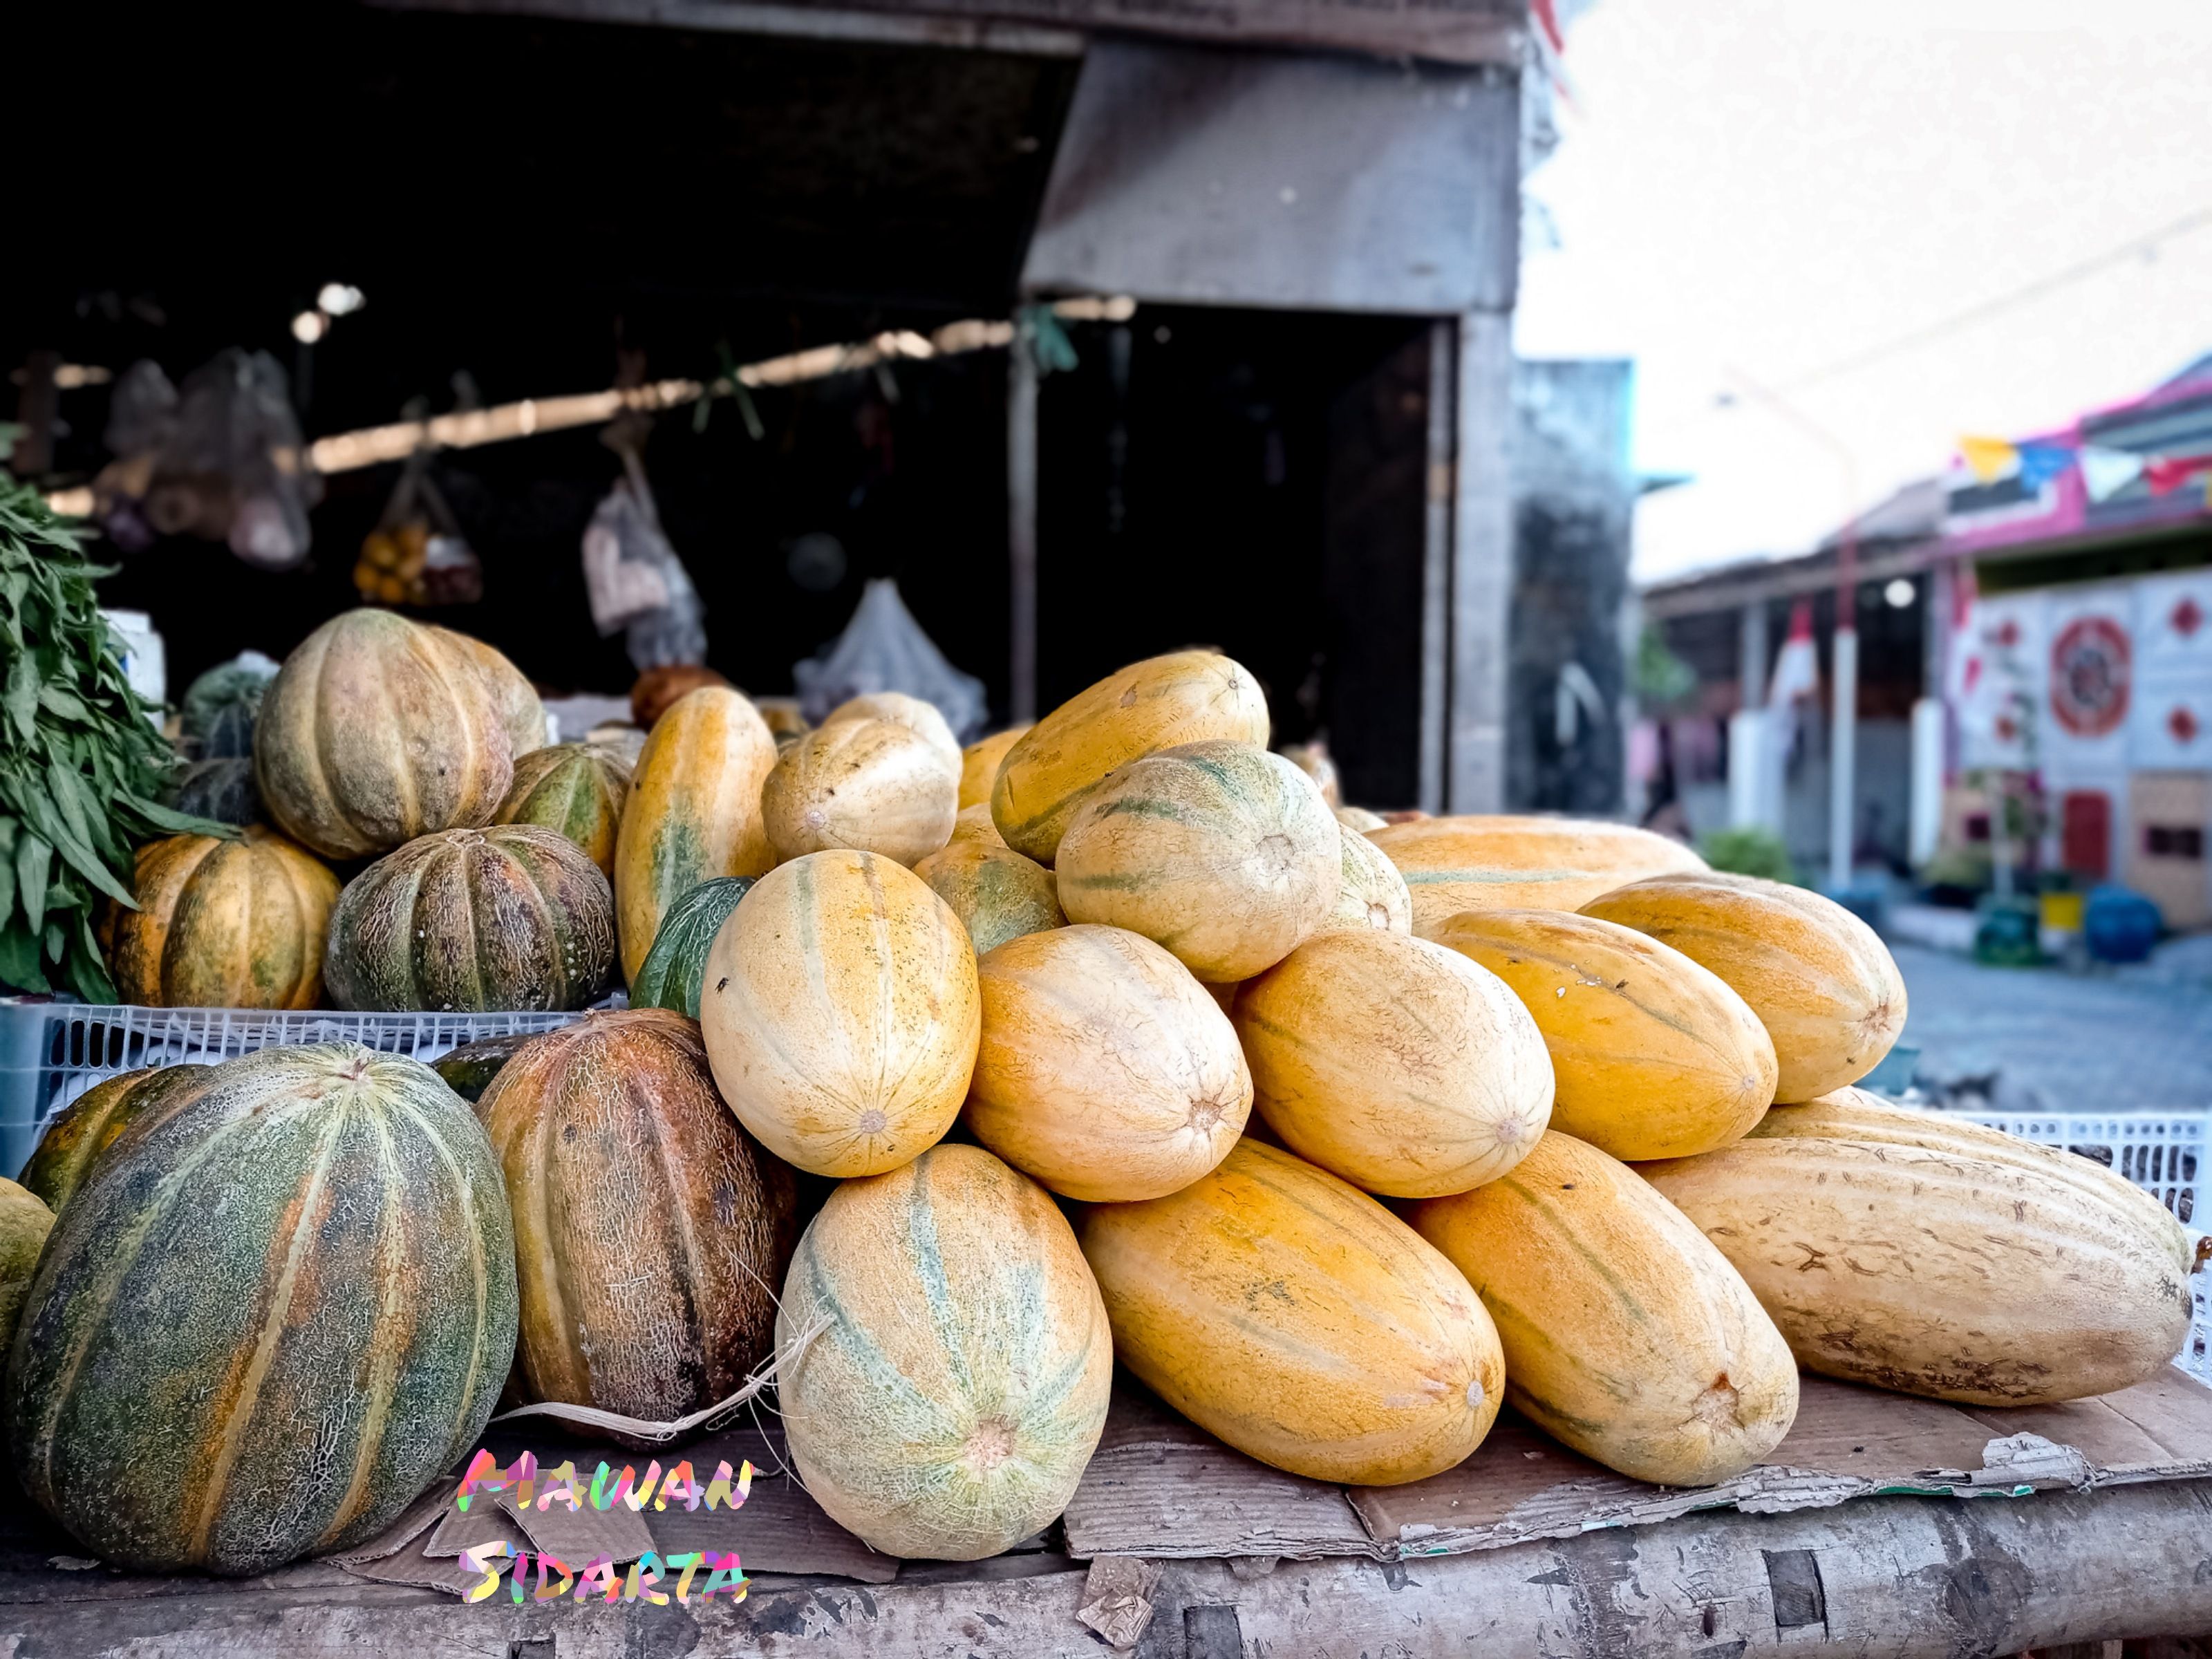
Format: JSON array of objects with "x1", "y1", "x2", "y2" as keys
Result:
[{"x1": 0, "y1": 603, "x2": 2205, "y2": 1598}]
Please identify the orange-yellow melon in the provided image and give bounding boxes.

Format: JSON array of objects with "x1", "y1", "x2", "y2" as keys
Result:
[
  {"x1": 776, "y1": 1144, "x2": 1111, "y2": 1559},
  {"x1": 1369, "y1": 814, "x2": 1708, "y2": 937},
  {"x1": 950, "y1": 802, "x2": 1009, "y2": 848},
  {"x1": 1582, "y1": 872, "x2": 1906, "y2": 1102},
  {"x1": 612, "y1": 686, "x2": 778, "y2": 983},
  {"x1": 1234, "y1": 928, "x2": 1551, "y2": 1197},
  {"x1": 1054, "y1": 741, "x2": 1337, "y2": 982},
  {"x1": 763, "y1": 717, "x2": 958, "y2": 868},
  {"x1": 965, "y1": 925, "x2": 1248, "y2": 1201},
  {"x1": 991, "y1": 652, "x2": 1270, "y2": 863},
  {"x1": 101, "y1": 827, "x2": 339, "y2": 1010},
  {"x1": 1431, "y1": 908, "x2": 1777, "y2": 1160},
  {"x1": 821, "y1": 691, "x2": 963, "y2": 778},
  {"x1": 959, "y1": 725, "x2": 1030, "y2": 809},
  {"x1": 700, "y1": 850, "x2": 979, "y2": 1177},
  {"x1": 1080, "y1": 1139, "x2": 1503, "y2": 1485},
  {"x1": 1411, "y1": 1131, "x2": 1799, "y2": 1486}
]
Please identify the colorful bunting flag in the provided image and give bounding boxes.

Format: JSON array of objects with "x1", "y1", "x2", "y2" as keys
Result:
[
  {"x1": 2079, "y1": 446, "x2": 2145, "y2": 503},
  {"x1": 2014, "y1": 441, "x2": 2074, "y2": 489},
  {"x1": 1958, "y1": 435, "x2": 2020, "y2": 485}
]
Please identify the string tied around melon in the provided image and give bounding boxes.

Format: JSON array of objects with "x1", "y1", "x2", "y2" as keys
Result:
[{"x1": 487, "y1": 1312, "x2": 832, "y2": 1446}]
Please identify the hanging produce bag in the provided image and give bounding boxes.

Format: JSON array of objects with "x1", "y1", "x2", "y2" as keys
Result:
[
  {"x1": 579, "y1": 435, "x2": 705, "y2": 673},
  {"x1": 355, "y1": 449, "x2": 482, "y2": 607},
  {"x1": 793, "y1": 578, "x2": 986, "y2": 740}
]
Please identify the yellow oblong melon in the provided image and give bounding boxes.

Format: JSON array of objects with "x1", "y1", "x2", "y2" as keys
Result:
[
  {"x1": 950, "y1": 802, "x2": 1009, "y2": 848},
  {"x1": 612, "y1": 686, "x2": 778, "y2": 983},
  {"x1": 1431, "y1": 908, "x2": 1777, "y2": 1160},
  {"x1": 965, "y1": 924, "x2": 1249, "y2": 1201},
  {"x1": 1410, "y1": 1131, "x2": 1799, "y2": 1486},
  {"x1": 1081, "y1": 1138, "x2": 1503, "y2": 1485},
  {"x1": 1234, "y1": 928, "x2": 1552, "y2": 1197},
  {"x1": 763, "y1": 717, "x2": 959, "y2": 868},
  {"x1": 1055, "y1": 741, "x2": 1338, "y2": 982},
  {"x1": 991, "y1": 652, "x2": 1270, "y2": 863},
  {"x1": 1640, "y1": 1089, "x2": 2204, "y2": 1406},
  {"x1": 1581, "y1": 872, "x2": 1906, "y2": 1102},
  {"x1": 959, "y1": 726, "x2": 1030, "y2": 809},
  {"x1": 1334, "y1": 805, "x2": 1387, "y2": 834},
  {"x1": 1326, "y1": 819, "x2": 1412, "y2": 935},
  {"x1": 776, "y1": 1144, "x2": 1112, "y2": 1559},
  {"x1": 1369, "y1": 815, "x2": 1708, "y2": 937},
  {"x1": 821, "y1": 691, "x2": 963, "y2": 779},
  {"x1": 700, "y1": 850, "x2": 980, "y2": 1177},
  {"x1": 913, "y1": 839, "x2": 1065, "y2": 956}
]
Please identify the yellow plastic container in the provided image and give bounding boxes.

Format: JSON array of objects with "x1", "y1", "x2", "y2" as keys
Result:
[{"x1": 2039, "y1": 890, "x2": 2086, "y2": 933}]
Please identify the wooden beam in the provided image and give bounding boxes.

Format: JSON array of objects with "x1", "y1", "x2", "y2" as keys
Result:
[{"x1": 364, "y1": 0, "x2": 1087, "y2": 55}]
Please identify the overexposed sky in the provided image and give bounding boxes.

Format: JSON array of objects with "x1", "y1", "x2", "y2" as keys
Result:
[{"x1": 1515, "y1": 0, "x2": 2212, "y2": 583}]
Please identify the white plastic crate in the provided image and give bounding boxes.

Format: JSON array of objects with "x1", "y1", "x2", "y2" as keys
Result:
[
  {"x1": 1956, "y1": 1109, "x2": 2211, "y2": 1385},
  {"x1": 0, "y1": 1002, "x2": 586, "y2": 1179}
]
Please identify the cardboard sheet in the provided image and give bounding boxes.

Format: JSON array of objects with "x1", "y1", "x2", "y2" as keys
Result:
[{"x1": 1062, "y1": 1368, "x2": 2212, "y2": 1564}]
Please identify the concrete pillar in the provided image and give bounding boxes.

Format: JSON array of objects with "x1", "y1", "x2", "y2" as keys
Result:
[
  {"x1": 1738, "y1": 599, "x2": 1769, "y2": 709},
  {"x1": 1447, "y1": 309, "x2": 1513, "y2": 813},
  {"x1": 1828, "y1": 621, "x2": 1858, "y2": 890},
  {"x1": 1007, "y1": 336, "x2": 1040, "y2": 724}
]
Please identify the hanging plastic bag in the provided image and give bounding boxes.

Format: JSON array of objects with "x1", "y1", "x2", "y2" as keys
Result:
[
  {"x1": 580, "y1": 432, "x2": 706, "y2": 673},
  {"x1": 155, "y1": 349, "x2": 323, "y2": 570},
  {"x1": 793, "y1": 579, "x2": 986, "y2": 740}
]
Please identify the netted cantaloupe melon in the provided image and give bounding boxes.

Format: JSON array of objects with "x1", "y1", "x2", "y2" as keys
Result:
[
  {"x1": 1582, "y1": 872, "x2": 1905, "y2": 1102},
  {"x1": 613, "y1": 686, "x2": 778, "y2": 983},
  {"x1": 700, "y1": 850, "x2": 979, "y2": 1177},
  {"x1": 1369, "y1": 814, "x2": 1708, "y2": 937},
  {"x1": 913, "y1": 840, "x2": 1064, "y2": 956},
  {"x1": 493, "y1": 742, "x2": 630, "y2": 876},
  {"x1": 991, "y1": 652, "x2": 1270, "y2": 863},
  {"x1": 1055, "y1": 741, "x2": 1337, "y2": 982},
  {"x1": 1326, "y1": 818, "x2": 1412, "y2": 935},
  {"x1": 965, "y1": 924, "x2": 1248, "y2": 1201},
  {"x1": 1432, "y1": 908, "x2": 1776, "y2": 1160},
  {"x1": 1081, "y1": 1138, "x2": 1503, "y2": 1485},
  {"x1": 776, "y1": 1144, "x2": 1112, "y2": 1559},
  {"x1": 959, "y1": 725, "x2": 1030, "y2": 809},
  {"x1": 102, "y1": 827, "x2": 339, "y2": 1011},
  {"x1": 821, "y1": 691, "x2": 964, "y2": 779},
  {"x1": 1234, "y1": 928, "x2": 1551, "y2": 1197},
  {"x1": 764, "y1": 717, "x2": 959, "y2": 868},
  {"x1": 1640, "y1": 1089, "x2": 2206, "y2": 1405},
  {"x1": 1411, "y1": 1130, "x2": 1799, "y2": 1486}
]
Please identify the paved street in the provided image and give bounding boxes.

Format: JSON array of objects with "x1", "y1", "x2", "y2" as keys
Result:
[{"x1": 1891, "y1": 939, "x2": 2212, "y2": 1112}]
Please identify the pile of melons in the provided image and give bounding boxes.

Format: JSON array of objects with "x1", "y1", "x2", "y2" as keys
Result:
[{"x1": 53, "y1": 629, "x2": 2207, "y2": 1575}]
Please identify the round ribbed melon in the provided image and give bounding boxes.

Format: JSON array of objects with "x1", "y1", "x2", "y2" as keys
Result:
[
  {"x1": 493, "y1": 743, "x2": 631, "y2": 875},
  {"x1": 428, "y1": 624, "x2": 547, "y2": 762},
  {"x1": 325, "y1": 825, "x2": 615, "y2": 1012},
  {"x1": 613, "y1": 686, "x2": 778, "y2": 984},
  {"x1": 254, "y1": 610, "x2": 520, "y2": 860},
  {"x1": 776, "y1": 1143, "x2": 1112, "y2": 1559},
  {"x1": 1432, "y1": 908, "x2": 1777, "y2": 1161},
  {"x1": 1640, "y1": 1089, "x2": 2201, "y2": 1405},
  {"x1": 700, "y1": 850, "x2": 979, "y2": 1177},
  {"x1": 1369, "y1": 815, "x2": 1709, "y2": 937},
  {"x1": 913, "y1": 841, "x2": 1064, "y2": 956},
  {"x1": 1582, "y1": 872, "x2": 1906, "y2": 1102},
  {"x1": 966, "y1": 925, "x2": 1248, "y2": 1201},
  {"x1": 1327, "y1": 819, "x2": 1412, "y2": 935},
  {"x1": 6, "y1": 1043, "x2": 517, "y2": 1574},
  {"x1": 763, "y1": 718, "x2": 959, "y2": 868},
  {"x1": 1411, "y1": 1131, "x2": 1799, "y2": 1486},
  {"x1": 1081, "y1": 1138, "x2": 1503, "y2": 1485},
  {"x1": 991, "y1": 652, "x2": 1271, "y2": 863},
  {"x1": 102, "y1": 827, "x2": 339, "y2": 1010},
  {"x1": 1335, "y1": 804, "x2": 1387, "y2": 834},
  {"x1": 0, "y1": 1180, "x2": 53, "y2": 1353},
  {"x1": 821, "y1": 691, "x2": 963, "y2": 778},
  {"x1": 1055, "y1": 741, "x2": 1337, "y2": 982},
  {"x1": 629, "y1": 877, "x2": 753, "y2": 1018},
  {"x1": 959, "y1": 725, "x2": 1030, "y2": 809},
  {"x1": 19, "y1": 1067, "x2": 203, "y2": 1215},
  {"x1": 478, "y1": 1011, "x2": 798, "y2": 1432},
  {"x1": 1235, "y1": 928, "x2": 1552, "y2": 1197}
]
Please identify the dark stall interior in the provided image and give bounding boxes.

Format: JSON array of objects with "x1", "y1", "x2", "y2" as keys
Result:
[{"x1": 8, "y1": 4, "x2": 1434, "y2": 802}]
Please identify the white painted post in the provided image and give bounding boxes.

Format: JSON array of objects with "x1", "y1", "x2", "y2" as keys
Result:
[
  {"x1": 1909, "y1": 696, "x2": 1944, "y2": 869},
  {"x1": 1829, "y1": 623, "x2": 1858, "y2": 890}
]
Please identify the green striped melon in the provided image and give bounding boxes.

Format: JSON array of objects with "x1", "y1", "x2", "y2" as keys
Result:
[
  {"x1": 493, "y1": 743, "x2": 632, "y2": 875},
  {"x1": 629, "y1": 877, "x2": 754, "y2": 1018},
  {"x1": 1054, "y1": 741, "x2": 1338, "y2": 982},
  {"x1": 912, "y1": 840, "x2": 1064, "y2": 956},
  {"x1": 6, "y1": 1044, "x2": 518, "y2": 1574},
  {"x1": 1369, "y1": 816, "x2": 1709, "y2": 937},
  {"x1": 19, "y1": 1066, "x2": 204, "y2": 1215},
  {"x1": 775, "y1": 1143, "x2": 1112, "y2": 1559},
  {"x1": 0, "y1": 1180, "x2": 53, "y2": 1353}
]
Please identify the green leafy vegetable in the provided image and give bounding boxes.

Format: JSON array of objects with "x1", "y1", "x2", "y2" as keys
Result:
[{"x1": 0, "y1": 478, "x2": 227, "y2": 1000}]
